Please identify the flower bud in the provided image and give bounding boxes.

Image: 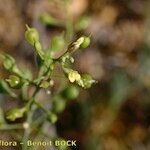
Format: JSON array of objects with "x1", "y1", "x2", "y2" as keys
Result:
[
  {"x1": 39, "y1": 81, "x2": 50, "y2": 89},
  {"x1": 68, "y1": 70, "x2": 81, "y2": 83},
  {"x1": 23, "y1": 122, "x2": 29, "y2": 129},
  {"x1": 25, "y1": 25, "x2": 39, "y2": 46},
  {"x1": 49, "y1": 79, "x2": 54, "y2": 87},
  {"x1": 82, "y1": 74, "x2": 96, "y2": 89}
]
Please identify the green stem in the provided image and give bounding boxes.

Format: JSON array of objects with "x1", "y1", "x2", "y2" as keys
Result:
[
  {"x1": 21, "y1": 63, "x2": 51, "y2": 150},
  {"x1": 65, "y1": 0, "x2": 73, "y2": 43},
  {"x1": 34, "y1": 101, "x2": 47, "y2": 113},
  {"x1": 26, "y1": 87, "x2": 40, "y2": 110},
  {"x1": 22, "y1": 105, "x2": 37, "y2": 150},
  {"x1": 21, "y1": 87, "x2": 40, "y2": 150},
  {"x1": 0, "y1": 124, "x2": 23, "y2": 130}
]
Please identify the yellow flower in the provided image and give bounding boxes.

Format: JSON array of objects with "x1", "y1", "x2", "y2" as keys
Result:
[{"x1": 68, "y1": 70, "x2": 81, "y2": 83}]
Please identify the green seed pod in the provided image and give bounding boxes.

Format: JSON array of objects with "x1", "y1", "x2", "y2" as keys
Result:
[
  {"x1": 52, "y1": 96, "x2": 66, "y2": 113},
  {"x1": 2, "y1": 54, "x2": 22, "y2": 75},
  {"x1": 75, "y1": 16, "x2": 90, "y2": 31},
  {"x1": 47, "y1": 112, "x2": 58, "y2": 124},
  {"x1": 80, "y1": 36, "x2": 90, "y2": 49},
  {"x1": 3, "y1": 54, "x2": 15, "y2": 70},
  {"x1": 39, "y1": 13, "x2": 59, "y2": 26},
  {"x1": 49, "y1": 35, "x2": 65, "y2": 58},
  {"x1": 6, "y1": 107, "x2": 26, "y2": 121},
  {"x1": 6, "y1": 75, "x2": 21, "y2": 89},
  {"x1": 25, "y1": 26, "x2": 39, "y2": 46},
  {"x1": 61, "y1": 85, "x2": 79, "y2": 100}
]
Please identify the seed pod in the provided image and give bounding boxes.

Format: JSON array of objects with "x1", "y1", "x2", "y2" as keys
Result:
[
  {"x1": 61, "y1": 85, "x2": 79, "y2": 100},
  {"x1": 75, "y1": 16, "x2": 90, "y2": 31},
  {"x1": 6, "y1": 107, "x2": 26, "y2": 121},
  {"x1": 25, "y1": 25, "x2": 39, "y2": 46},
  {"x1": 80, "y1": 36, "x2": 90, "y2": 49},
  {"x1": 39, "y1": 13, "x2": 60, "y2": 26},
  {"x1": 3, "y1": 54, "x2": 15, "y2": 70},
  {"x1": 52, "y1": 96, "x2": 66, "y2": 113},
  {"x1": 47, "y1": 112, "x2": 58, "y2": 124},
  {"x1": 6, "y1": 75, "x2": 21, "y2": 89},
  {"x1": 50, "y1": 35, "x2": 65, "y2": 52}
]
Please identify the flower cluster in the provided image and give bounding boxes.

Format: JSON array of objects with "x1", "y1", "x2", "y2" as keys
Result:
[{"x1": 0, "y1": 25, "x2": 96, "y2": 123}]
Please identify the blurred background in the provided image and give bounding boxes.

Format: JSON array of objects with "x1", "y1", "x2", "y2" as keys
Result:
[{"x1": 0, "y1": 0, "x2": 150, "y2": 149}]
